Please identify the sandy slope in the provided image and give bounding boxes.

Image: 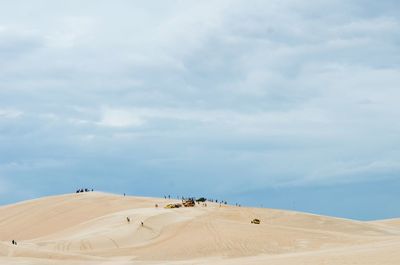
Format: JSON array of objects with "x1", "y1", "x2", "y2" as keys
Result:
[{"x1": 0, "y1": 192, "x2": 399, "y2": 265}]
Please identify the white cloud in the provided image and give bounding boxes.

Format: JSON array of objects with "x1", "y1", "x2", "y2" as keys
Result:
[
  {"x1": 44, "y1": 16, "x2": 96, "y2": 49},
  {"x1": 0, "y1": 109, "x2": 23, "y2": 119},
  {"x1": 338, "y1": 17, "x2": 400, "y2": 35},
  {"x1": 91, "y1": 106, "x2": 329, "y2": 134},
  {"x1": 98, "y1": 108, "x2": 144, "y2": 128}
]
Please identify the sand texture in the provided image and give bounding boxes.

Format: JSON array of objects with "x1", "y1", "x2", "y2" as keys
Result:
[{"x1": 1, "y1": 192, "x2": 399, "y2": 264}]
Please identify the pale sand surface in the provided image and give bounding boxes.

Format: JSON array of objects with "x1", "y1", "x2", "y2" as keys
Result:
[{"x1": 1, "y1": 192, "x2": 399, "y2": 264}]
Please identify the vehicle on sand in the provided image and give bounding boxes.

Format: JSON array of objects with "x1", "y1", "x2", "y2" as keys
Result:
[
  {"x1": 183, "y1": 199, "x2": 195, "y2": 207},
  {"x1": 164, "y1": 203, "x2": 182, "y2": 209}
]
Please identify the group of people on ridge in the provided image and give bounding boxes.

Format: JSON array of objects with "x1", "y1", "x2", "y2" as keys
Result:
[{"x1": 76, "y1": 188, "x2": 93, "y2": 193}]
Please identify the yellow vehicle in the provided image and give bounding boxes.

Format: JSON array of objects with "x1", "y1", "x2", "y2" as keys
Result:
[
  {"x1": 164, "y1": 203, "x2": 182, "y2": 209},
  {"x1": 251, "y1": 218, "x2": 260, "y2": 224}
]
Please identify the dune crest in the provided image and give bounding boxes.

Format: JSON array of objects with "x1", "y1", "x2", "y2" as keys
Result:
[{"x1": 1, "y1": 192, "x2": 399, "y2": 264}]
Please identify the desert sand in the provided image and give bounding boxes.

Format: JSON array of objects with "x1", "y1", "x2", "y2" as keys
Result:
[{"x1": 0, "y1": 192, "x2": 399, "y2": 265}]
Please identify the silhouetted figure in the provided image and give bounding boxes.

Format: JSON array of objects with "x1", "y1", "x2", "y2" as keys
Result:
[
  {"x1": 141, "y1": 221, "x2": 144, "y2": 226},
  {"x1": 127, "y1": 217, "x2": 130, "y2": 223},
  {"x1": 124, "y1": 193, "x2": 126, "y2": 196},
  {"x1": 155, "y1": 204, "x2": 158, "y2": 208},
  {"x1": 168, "y1": 195, "x2": 170, "y2": 199}
]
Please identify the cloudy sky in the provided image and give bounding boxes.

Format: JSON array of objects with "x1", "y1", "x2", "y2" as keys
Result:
[{"x1": 0, "y1": 0, "x2": 399, "y2": 220}]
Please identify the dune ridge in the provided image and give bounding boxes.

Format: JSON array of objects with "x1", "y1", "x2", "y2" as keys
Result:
[{"x1": 1, "y1": 192, "x2": 399, "y2": 264}]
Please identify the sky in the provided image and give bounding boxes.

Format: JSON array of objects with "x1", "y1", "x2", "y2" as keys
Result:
[{"x1": 0, "y1": 0, "x2": 399, "y2": 220}]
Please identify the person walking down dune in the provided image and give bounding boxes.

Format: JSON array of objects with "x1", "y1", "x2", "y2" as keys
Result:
[{"x1": 127, "y1": 217, "x2": 130, "y2": 223}]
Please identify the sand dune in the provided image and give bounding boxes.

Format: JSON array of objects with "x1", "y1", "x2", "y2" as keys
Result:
[{"x1": 1, "y1": 192, "x2": 399, "y2": 264}]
